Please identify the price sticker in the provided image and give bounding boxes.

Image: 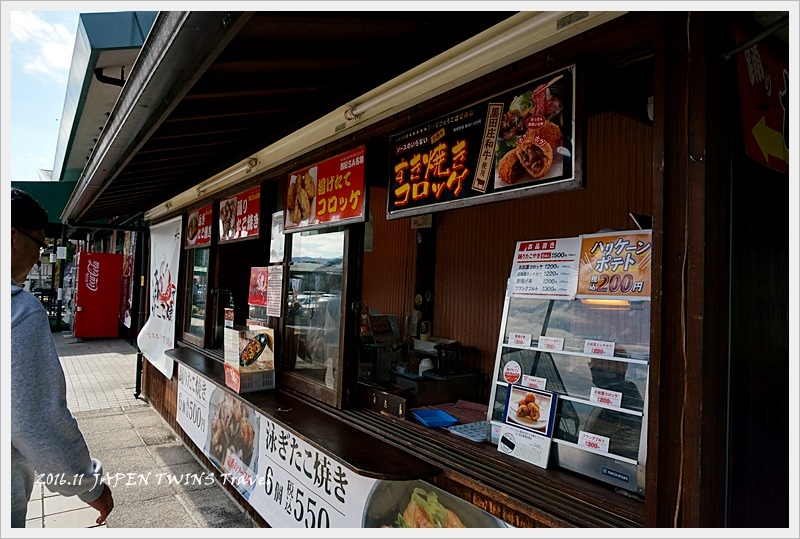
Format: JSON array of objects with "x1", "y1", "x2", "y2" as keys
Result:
[
  {"x1": 583, "y1": 339, "x2": 615, "y2": 357},
  {"x1": 578, "y1": 430, "x2": 610, "y2": 453},
  {"x1": 589, "y1": 387, "x2": 623, "y2": 408},
  {"x1": 522, "y1": 375, "x2": 547, "y2": 390},
  {"x1": 509, "y1": 332, "x2": 532, "y2": 347},
  {"x1": 223, "y1": 448, "x2": 255, "y2": 489},
  {"x1": 537, "y1": 336, "x2": 564, "y2": 351}
]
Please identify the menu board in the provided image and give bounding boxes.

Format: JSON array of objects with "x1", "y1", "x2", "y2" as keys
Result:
[
  {"x1": 185, "y1": 204, "x2": 213, "y2": 248},
  {"x1": 219, "y1": 186, "x2": 261, "y2": 243},
  {"x1": 284, "y1": 146, "x2": 366, "y2": 233},
  {"x1": 576, "y1": 230, "x2": 652, "y2": 300},
  {"x1": 387, "y1": 65, "x2": 578, "y2": 219},
  {"x1": 509, "y1": 237, "x2": 580, "y2": 299},
  {"x1": 266, "y1": 265, "x2": 283, "y2": 318}
]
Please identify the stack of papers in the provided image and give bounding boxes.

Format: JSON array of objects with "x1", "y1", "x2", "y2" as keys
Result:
[{"x1": 448, "y1": 421, "x2": 488, "y2": 442}]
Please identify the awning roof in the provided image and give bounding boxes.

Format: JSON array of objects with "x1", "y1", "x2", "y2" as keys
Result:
[
  {"x1": 11, "y1": 180, "x2": 77, "y2": 237},
  {"x1": 61, "y1": 11, "x2": 515, "y2": 224}
]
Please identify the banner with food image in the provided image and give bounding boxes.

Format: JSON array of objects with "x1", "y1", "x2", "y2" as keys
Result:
[
  {"x1": 185, "y1": 204, "x2": 212, "y2": 248},
  {"x1": 284, "y1": 146, "x2": 366, "y2": 233},
  {"x1": 219, "y1": 186, "x2": 261, "y2": 243},
  {"x1": 204, "y1": 385, "x2": 260, "y2": 499},
  {"x1": 387, "y1": 64, "x2": 578, "y2": 219}
]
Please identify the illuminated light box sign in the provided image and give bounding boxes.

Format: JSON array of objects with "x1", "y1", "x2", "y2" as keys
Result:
[{"x1": 387, "y1": 65, "x2": 579, "y2": 219}]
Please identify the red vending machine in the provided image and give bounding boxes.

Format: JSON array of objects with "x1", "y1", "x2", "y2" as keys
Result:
[{"x1": 71, "y1": 252, "x2": 124, "y2": 339}]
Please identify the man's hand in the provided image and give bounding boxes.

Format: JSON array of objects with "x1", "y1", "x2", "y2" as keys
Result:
[{"x1": 87, "y1": 483, "x2": 114, "y2": 525}]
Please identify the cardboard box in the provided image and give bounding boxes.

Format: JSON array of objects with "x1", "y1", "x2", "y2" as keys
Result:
[{"x1": 224, "y1": 325, "x2": 275, "y2": 393}]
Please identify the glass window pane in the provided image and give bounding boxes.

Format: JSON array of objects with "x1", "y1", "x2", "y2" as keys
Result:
[
  {"x1": 284, "y1": 230, "x2": 344, "y2": 391},
  {"x1": 184, "y1": 248, "x2": 210, "y2": 338}
]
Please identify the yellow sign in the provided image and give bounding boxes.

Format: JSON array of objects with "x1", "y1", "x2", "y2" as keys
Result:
[{"x1": 576, "y1": 231, "x2": 652, "y2": 300}]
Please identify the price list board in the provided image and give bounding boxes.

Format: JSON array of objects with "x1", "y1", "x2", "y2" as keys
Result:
[{"x1": 509, "y1": 237, "x2": 580, "y2": 299}]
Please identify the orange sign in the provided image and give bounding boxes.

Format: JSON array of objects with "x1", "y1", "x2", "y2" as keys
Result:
[{"x1": 576, "y1": 231, "x2": 652, "y2": 300}]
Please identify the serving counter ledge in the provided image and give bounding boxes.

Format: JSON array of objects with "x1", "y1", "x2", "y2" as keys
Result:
[{"x1": 166, "y1": 345, "x2": 440, "y2": 481}]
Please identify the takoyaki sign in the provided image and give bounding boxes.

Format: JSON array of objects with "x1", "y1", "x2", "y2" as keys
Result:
[
  {"x1": 387, "y1": 65, "x2": 578, "y2": 219},
  {"x1": 219, "y1": 186, "x2": 261, "y2": 243}
]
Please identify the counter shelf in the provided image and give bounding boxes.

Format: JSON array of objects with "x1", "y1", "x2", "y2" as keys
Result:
[{"x1": 166, "y1": 344, "x2": 440, "y2": 481}]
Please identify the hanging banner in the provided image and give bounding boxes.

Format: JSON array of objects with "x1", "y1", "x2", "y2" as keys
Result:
[
  {"x1": 576, "y1": 230, "x2": 652, "y2": 301},
  {"x1": 186, "y1": 204, "x2": 213, "y2": 248},
  {"x1": 284, "y1": 146, "x2": 366, "y2": 233},
  {"x1": 119, "y1": 231, "x2": 137, "y2": 328},
  {"x1": 509, "y1": 237, "x2": 580, "y2": 299},
  {"x1": 137, "y1": 217, "x2": 181, "y2": 379},
  {"x1": 220, "y1": 186, "x2": 261, "y2": 243},
  {"x1": 733, "y1": 21, "x2": 789, "y2": 175},
  {"x1": 387, "y1": 65, "x2": 578, "y2": 219}
]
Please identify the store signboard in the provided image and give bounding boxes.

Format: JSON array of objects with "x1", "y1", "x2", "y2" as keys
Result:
[
  {"x1": 284, "y1": 146, "x2": 366, "y2": 233},
  {"x1": 387, "y1": 65, "x2": 578, "y2": 219},
  {"x1": 733, "y1": 21, "x2": 789, "y2": 175},
  {"x1": 509, "y1": 237, "x2": 580, "y2": 299},
  {"x1": 220, "y1": 186, "x2": 261, "y2": 243},
  {"x1": 186, "y1": 204, "x2": 213, "y2": 248},
  {"x1": 576, "y1": 230, "x2": 652, "y2": 301},
  {"x1": 176, "y1": 365, "x2": 512, "y2": 527},
  {"x1": 246, "y1": 415, "x2": 377, "y2": 527}
]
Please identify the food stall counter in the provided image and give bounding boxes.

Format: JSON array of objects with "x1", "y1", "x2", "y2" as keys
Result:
[{"x1": 166, "y1": 344, "x2": 440, "y2": 481}]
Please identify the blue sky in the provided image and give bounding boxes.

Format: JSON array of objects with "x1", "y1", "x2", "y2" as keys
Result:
[{"x1": 5, "y1": 10, "x2": 85, "y2": 182}]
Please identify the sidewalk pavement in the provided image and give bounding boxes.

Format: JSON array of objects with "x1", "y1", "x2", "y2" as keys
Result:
[{"x1": 22, "y1": 332, "x2": 257, "y2": 529}]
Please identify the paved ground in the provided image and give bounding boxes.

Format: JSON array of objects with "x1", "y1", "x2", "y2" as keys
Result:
[{"x1": 20, "y1": 332, "x2": 257, "y2": 530}]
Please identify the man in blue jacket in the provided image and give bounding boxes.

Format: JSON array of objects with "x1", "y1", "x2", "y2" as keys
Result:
[{"x1": 10, "y1": 188, "x2": 114, "y2": 527}]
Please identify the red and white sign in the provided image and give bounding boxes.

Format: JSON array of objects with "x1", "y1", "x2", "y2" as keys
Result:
[
  {"x1": 284, "y1": 146, "x2": 366, "y2": 232},
  {"x1": 220, "y1": 186, "x2": 260, "y2": 242},
  {"x1": 590, "y1": 387, "x2": 623, "y2": 408},
  {"x1": 521, "y1": 375, "x2": 547, "y2": 390},
  {"x1": 509, "y1": 332, "x2": 531, "y2": 347},
  {"x1": 186, "y1": 204, "x2": 212, "y2": 248},
  {"x1": 503, "y1": 360, "x2": 522, "y2": 384},
  {"x1": 248, "y1": 267, "x2": 268, "y2": 307},
  {"x1": 537, "y1": 336, "x2": 564, "y2": 351},
  {"x1": 509, "y1": 237, "x2": 580, "y2": 299},
  {"x1": 584, "y1": 339, "x2": 615, "y2": 357},
  {"x1": 578, "y1": 430, "x2": 610, "y2": 453}
]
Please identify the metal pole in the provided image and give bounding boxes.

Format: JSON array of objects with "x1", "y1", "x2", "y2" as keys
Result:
[{"x1": 54, "y1": 225, "x2": 67, "y2": 331}]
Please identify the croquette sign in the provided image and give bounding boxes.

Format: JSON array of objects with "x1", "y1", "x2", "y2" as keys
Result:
[
  {"x1": 284, "y1": 146, "x2": 366, "y2": 233},
  {"x1": 387, "y1": 65, "x2": 579, "y2": 220}
]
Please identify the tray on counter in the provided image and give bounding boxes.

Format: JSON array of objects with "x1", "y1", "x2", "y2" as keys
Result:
[{"x1": 411, "y1": 408, "x2": 458, "y2": 428}]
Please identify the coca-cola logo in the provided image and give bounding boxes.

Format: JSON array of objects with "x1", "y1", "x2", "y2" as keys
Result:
[{"x1": 85, "y1": 260, "x2": 100, "y2": 292}]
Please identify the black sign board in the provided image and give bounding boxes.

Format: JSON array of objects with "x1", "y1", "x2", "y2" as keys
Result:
[{"x1": 387, "y1": 65, "x2": 580, "y2": 219}]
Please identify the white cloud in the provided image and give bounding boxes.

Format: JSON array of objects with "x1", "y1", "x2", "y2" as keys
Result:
[{"x1": 10, "y1": 11, "x2": 75, "y2": 83}]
